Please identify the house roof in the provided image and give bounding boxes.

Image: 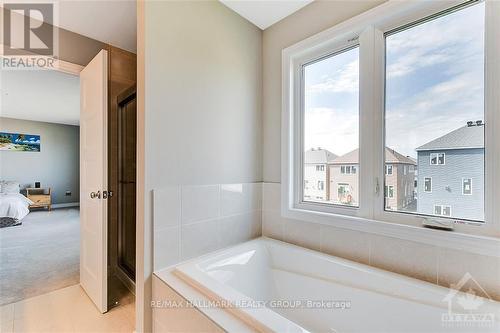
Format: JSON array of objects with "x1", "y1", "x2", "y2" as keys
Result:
[
  {"x1": 330, "y1": 147, "x2": 416, "y2": 165},
  {"x1": 416, "y1": 123, "x2": 484, "y2": 151},
  {"x1": 304, "y1": 148, "x2": 337, "y2": 164}
]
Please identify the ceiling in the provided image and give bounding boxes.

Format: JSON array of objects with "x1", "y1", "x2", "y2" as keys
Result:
[
  {"x1": 220, "y1": 0, "x2": 313, "y2": 29},
  {"x1": 1, "y1": 69, "x2": 80, "y2": 126}
]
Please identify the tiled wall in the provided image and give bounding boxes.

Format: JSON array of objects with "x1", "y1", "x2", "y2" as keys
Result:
[
  {"x1": 153, "y1": 183, "x2": 262, "y2": 270},
  {"x1": 262, "y1": 183, "x2": 500, "y2": 301}
]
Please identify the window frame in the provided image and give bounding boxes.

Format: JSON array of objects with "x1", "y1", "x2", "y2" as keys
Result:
[
  {"x1": 462, "y1": 178, "x2": 473, "y2": 195},
  {"x1": 430, "y1": 153, "x2": 446, "y2": 165},
  {"x1": 282, "y1": 0, "x2": 500, "y2": 244},
  {"x1": 424, "y1": 177, "x2": 432, "y2": 193}
]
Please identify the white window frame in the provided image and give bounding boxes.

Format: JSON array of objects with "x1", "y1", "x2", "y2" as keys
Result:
[
  {"x1": 424, "y1": 177, "x2": 432, "y2": 193},
  {"x1": 385, "y1": 164, "x2": 393, "y2": 175},
  {"x1": 462, "y1": 178, "x2": 473, "y2": 195},
  {"x1": 282, "y1": 0, "x2": 500, "y2": 251},
  {"x1": 430, "y1": 152, "x2": 446, "y2": 165},
  {"x1": 434, "y1": 205, "x2": 452, "y2": 217}
]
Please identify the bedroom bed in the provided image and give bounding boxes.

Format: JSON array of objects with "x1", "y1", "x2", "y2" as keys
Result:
[{"x1": 0, "y1": 181, "x2": 33, "y2": 228}]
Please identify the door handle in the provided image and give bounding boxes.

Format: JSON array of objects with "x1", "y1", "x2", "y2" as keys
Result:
[{"x1": 90, "y1": 191, "x2": 101, "y2": 199}]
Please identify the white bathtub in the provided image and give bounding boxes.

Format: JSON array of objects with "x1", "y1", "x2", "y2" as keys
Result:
[{"x1": 173, "y1": 237, "x2": 500, "y2": 333}]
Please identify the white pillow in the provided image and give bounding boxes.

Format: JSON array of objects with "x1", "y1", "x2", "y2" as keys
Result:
[{"x1": 1, "y1": 181, "x2": 20, "y2": 194}]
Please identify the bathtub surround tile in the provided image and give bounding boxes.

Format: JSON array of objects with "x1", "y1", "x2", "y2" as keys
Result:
[
  {"x1": 154, "y1": 183, "x2": 263, "y2": 270},
  {"x1": 153, "y1": 187, "x2": 181, "y2": 229},
  {"x1": 221, "y1": 183, "x2": 262, "y2": 217},
  {"x1": 249, "y1": 211, "x2": 262, "y2": 238},
  {"x1": 181, "y1": 185, "x2": 220, "y2": 224},
  {"x1": 262, "y1": 210, "x2": 285, "y2": 240},
  {"x1": 320, "y1": 226, "x2": 370, "y2": 265},
  {"x1": 437, "y1": 248, "x2": 500, "y2": 301},
  {"x1": 262, "y1": 182, "x2": 280, "y2": 212},
  {"x1": 284, "y1": 219, "x2": 321, "y2": 252},
  {"x1": 154, "y1": 226, "x2": 181, "y2": 269},
  {"x1": 218, "y1": 213, "x2": 252, "y2": 248},
  {"x1": 153, "y1": 276, "x2": 224, "y2": 333},
  {"x1": 181, "y1": 219, "x2": 220, "y2": 260},
  {"x1": 369, "y1": 235, "x2": 438, "y2": 284}
]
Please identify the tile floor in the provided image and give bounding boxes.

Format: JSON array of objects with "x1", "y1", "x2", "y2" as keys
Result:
[{"x1": 0, "y1": 284, "x2": 135, "y2": 333}]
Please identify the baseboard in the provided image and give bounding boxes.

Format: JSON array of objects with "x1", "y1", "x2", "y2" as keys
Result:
[{"x1": 52, "y1": 202, "x2": 80, "y2": 209}]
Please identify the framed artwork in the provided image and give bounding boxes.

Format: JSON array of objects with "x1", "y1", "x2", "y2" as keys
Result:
[{"x1": 0, "y1": 132, "x2": 41, "y2": 152}]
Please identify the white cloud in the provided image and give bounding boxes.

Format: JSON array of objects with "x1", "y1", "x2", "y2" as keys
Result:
[{"x1": 307, "y1": 59, "x2": 359, "y2": 94}]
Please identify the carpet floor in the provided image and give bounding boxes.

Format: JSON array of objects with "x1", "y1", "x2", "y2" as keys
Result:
[{"x1": 0, "y1": 208, "x2": 80, "y2": 305}]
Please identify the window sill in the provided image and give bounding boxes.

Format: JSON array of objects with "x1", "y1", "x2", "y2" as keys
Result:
[{"x1": 281, "y1": 206, "x2": 500, "y2": 258}]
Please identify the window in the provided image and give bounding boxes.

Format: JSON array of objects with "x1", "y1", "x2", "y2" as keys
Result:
[
  {"x1": 385, "y1": 1, "x2": 484, "y2": 221},
  {"x1": 434, "y1": 205, "x2": 452, "y2": 217},
  {"x1": 318, "y1": 181, "x2": 325, "y2": 191},
  {"x1": 302, "y1": 46, "x2": 359, "y2": 207},
  {"x1": 284, "y1": 0, "x2": 497, "y2": 232},
  {"x1": 463, "y1": 178, "x2": 472, "y2": 195},
  {"x1": 424, "y1": 178, "x2": 432, "y2": 193},
  {"x1": 316, "y1": 165, "x2": 325, "y2": 171},
  {"x1": 430, "y1": 153, "x2": 446, "y2": 166},
  {"x1": 385, "y1": 185, "x2": 394, "y2": 198}
]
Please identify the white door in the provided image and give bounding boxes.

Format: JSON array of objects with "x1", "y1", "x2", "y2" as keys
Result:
[{"x1": 80, "y1": 50, "x2": 108, "y2": 313}]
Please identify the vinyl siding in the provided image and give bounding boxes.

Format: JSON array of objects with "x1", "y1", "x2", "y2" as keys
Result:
[{"x1": 417, "y1": 148, "x2": 484, "y2": 221}]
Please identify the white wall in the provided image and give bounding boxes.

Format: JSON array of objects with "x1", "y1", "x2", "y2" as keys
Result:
[
  {"x1": 0, "y1": 117, "x2": 79, "y2": 204},
  {"x1": 140, "y1": 1, "x2": 262, "y2": 331}
]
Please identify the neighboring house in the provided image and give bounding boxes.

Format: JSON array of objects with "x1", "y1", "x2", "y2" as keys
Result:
[
  {"x1": 416, "y1": 121, "x2": 484, "y2": 221},
  {"x1": 304, "y1": 148, "x2": 337, "y2": 202},
  {"x1": 329, "y1": 148, "x2": 416, "y2": 209}
]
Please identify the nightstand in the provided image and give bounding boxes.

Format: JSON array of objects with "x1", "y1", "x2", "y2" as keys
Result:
[{"x1": 26, "y1": 188, "x2": 52, "y2": 210}]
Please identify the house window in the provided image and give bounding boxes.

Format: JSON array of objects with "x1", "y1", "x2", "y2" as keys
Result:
[
  {"x1": 430, "y1": 153, "x2": 446, "y2": 165},
  {"x1": 434, "y1": 205, "x2": 452, "y2": 217},
  {"x1": 318, "y1": 181, "x2": 325, "y2": 191},
  {"x1": 284, "y1": 0, "x2": 495, "y2": 227},
  {"x1": 462, "y1": 178, "x2": 472, "y2": 195},
  {"x1": 424, "y1": 178, "x2": 432, "y2": 193},
  {"x1": 301, "y1": 46, "x2": 359, "y2": 207},
  {"x1": 316, "y1": 165, "x2": 325, "y2": 171},
  {"x1": 385, "y1": 185, "x2": 394, "y2": 198}
]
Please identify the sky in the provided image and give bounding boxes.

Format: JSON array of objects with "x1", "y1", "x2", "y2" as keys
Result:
[{"x1": 304, "y1": 2, "x2": 485, "y2": 158}]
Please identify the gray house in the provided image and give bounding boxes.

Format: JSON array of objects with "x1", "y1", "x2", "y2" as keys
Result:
[{"x1": 416, "y1": 121, "x2": 484, "y2": 221}]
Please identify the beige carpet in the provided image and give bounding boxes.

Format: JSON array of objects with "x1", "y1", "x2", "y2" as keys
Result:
[{"x1": 0, "y1": 208, "x2": 80, "y2": 305}]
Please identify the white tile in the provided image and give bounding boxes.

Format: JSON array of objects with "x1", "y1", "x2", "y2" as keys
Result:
[
  {"x1": 221, "y1": 184, "x2": 248, "y2": 216},
  {"x1": 262, "y1": 183, "x2": 280, "y2": 212},
  {"x1": 153, "y1": 187, "x2": 181, "y2": 229},
  {"x1": 249, "y1": 211, "x2": 262, "y2": 238},
  {"x1": 154, "y1": 226, "x2": 181, "y2": 270},
  {"x1": 438, "y1": 248, "x2": 500, "y2": 301},
  {"x1": 320, "y1": 226, "x2": 370, "y2": 265},
  {"x1": 220, "y1": 183, "x2": 263, "y2": 217},
  {"x1": 284, "y1": 219, "x2": 321, "y2": 251},
  {"x1": 181, "y1": 185, "x2": 220, "y2": 224},
  {"x1": 181, "y1": 219, "x2": 219, "y2": 260},
  {"x1": 262, "y1": 210, "x2": 284, "y2": 241},
  {"x1": 218, "y1": 213, "x2": 252, "y2": 248},
  {"x1": 369, "y1": 235, "x2": 438, "y2": 284}
]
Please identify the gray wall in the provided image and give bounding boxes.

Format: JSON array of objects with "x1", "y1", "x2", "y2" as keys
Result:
[
  {"x1": 0, "y1": 117, "x2": 79, "y2": 204},
  {"x1": 417, "y1": 149, "x2": 484, "y2": 221}
]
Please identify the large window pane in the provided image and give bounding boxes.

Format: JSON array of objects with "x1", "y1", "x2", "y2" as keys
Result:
[
  {"x1": 303, "y1": 47, "x2": 359, "y2": 206},
  {"x1": 385, "y1": 2, "x2": 485, "y2": 221}
]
